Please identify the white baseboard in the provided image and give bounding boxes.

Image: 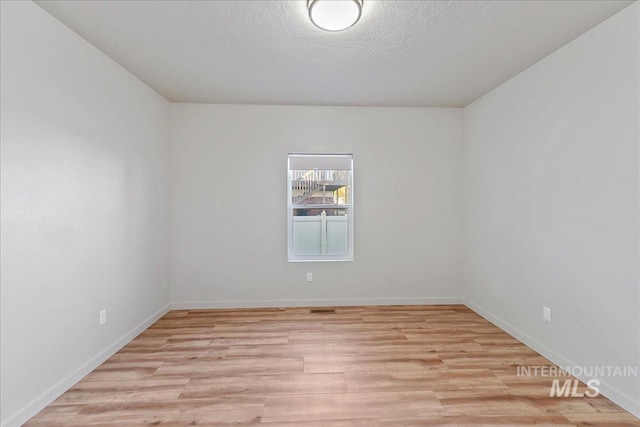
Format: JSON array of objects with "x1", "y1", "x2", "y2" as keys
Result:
[
  {"x1": 1, "y1": 304, "x2": 171, "y2": 427},
  {"x1": 464, "y1": 298, "x2": 640, "y2": 419},
  {"x1": 171, "y1": 296, "x2": 462, "y2": 310}
]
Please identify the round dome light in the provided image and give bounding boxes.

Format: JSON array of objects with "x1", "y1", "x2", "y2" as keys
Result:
[{"x1": 307, "y1": 0, "x2": 363, "y2": 32}]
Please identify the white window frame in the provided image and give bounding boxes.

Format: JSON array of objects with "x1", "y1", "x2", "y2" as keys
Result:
[{"x1": 287, "y1": 153, "x2": 354, "y2": 262}]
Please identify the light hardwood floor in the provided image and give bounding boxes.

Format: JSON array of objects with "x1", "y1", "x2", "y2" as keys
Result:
[{"x1": 26, "y1": 305, "x2": 640, "y2": 426}]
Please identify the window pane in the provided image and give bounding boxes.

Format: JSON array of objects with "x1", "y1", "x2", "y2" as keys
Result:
[
  {"x1": 291, "y1": 169, "x2": 350, "y2": 206},
  {"x1": 292, "y1": 209, "x2": 348, "y2": 256}
]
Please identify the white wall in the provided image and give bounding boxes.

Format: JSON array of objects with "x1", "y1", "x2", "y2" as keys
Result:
[
  {"x1": 463, "y1": 2, "x2": 640, "y2": 416},
  {"x1": 0, "y1": 2, "x2": 171, "y2": 426},
  {"x1": 170, "y1": 104, "x2": 463, "y2": 307}
]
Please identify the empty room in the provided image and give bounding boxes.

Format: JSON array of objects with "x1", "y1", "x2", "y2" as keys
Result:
[{"x1": 1, "y1": 0, "x2": 639, "y2": 425}]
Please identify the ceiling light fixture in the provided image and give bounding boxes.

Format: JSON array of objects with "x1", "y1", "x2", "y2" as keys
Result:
[{"x1": 307, "y1": 0, "x2": 363, "y2": 32}]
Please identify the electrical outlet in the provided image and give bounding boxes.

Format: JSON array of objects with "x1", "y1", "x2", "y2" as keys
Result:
[
  {"x1": 543, "y1": 306, "x2": 551, "y2": 322},
  {"x1": 306, "y1": 272, "x2": 313, "y2": 282},
  {"x1": 99, "y1": 309, "x2": 107, "y2": 326}
]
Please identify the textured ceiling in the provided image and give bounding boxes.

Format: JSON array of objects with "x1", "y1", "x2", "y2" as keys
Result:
[{"x1": 36, "y1": 0, "x2": 633, "y2": 107}]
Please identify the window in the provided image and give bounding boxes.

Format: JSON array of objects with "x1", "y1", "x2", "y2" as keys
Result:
[{"x1": 288, "y1": 154, "x2": 353, "y2": 262}]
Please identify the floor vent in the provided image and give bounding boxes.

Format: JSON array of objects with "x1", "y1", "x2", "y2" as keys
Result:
[{"x1": 310, "y1": 308, "x2": 336, "y2": 314}]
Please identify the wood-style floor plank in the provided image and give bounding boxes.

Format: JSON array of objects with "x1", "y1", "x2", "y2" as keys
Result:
[
  {"x1": 377, "y1": 414, "x2": 576, "y2": 426},
  {"x1": 344, "y1": 369, "x2": 508, "y2": 393},
  {"x1": 262, "y1": 391, "x2": 443, "y2": 422},
  {"x1": 24, "y1": 305, "x2": 640, "y2": 426},
  {"x1": 179, "y1": 373, "x2": 347, "y2": 398}
]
